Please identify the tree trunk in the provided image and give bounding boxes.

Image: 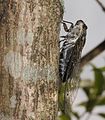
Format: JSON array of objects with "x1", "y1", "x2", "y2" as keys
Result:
[{"x1": 0, "y1": 0, "x2": 63, "y2": 120}]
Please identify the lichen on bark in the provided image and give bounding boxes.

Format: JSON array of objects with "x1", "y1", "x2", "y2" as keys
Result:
[{"x1": 0, "y1": 0, "x2": 63, "y2": 120}]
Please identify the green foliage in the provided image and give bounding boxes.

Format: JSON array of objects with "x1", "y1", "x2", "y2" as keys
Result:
[
  {"x1": 58, "y1": 64, "x2": 105, "y2": 120},
  {"x1": 59, "y1": 113, "x2": 71, "y2": 120},
  {"x1": 92, "y1": 64, "x2": 105, "y2": 95},
  {"x1": 78, "y1": 64, "x2": 105, "y2": 118},
  {"x1": 58, "y1": 83, "x2": 66, "y2": 112}
]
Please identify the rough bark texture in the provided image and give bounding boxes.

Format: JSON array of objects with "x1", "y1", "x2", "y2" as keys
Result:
[{"x1": 0, "y1": 0, "x2": 63, "y2": 120}]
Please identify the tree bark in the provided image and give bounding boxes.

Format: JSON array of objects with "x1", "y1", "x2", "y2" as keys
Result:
[{"x1": 0, "y1": 0, "x2": 63, "y2": 120}]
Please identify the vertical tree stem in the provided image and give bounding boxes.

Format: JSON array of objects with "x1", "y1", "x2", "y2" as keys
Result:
[{"x1": 0, "y1": 0, "x2": 63, "y2": 119}]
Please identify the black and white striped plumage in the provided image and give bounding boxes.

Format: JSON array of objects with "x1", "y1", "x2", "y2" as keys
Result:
[{"x1": 59, "y1": 20, "x2": 87, "y2": 114}]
